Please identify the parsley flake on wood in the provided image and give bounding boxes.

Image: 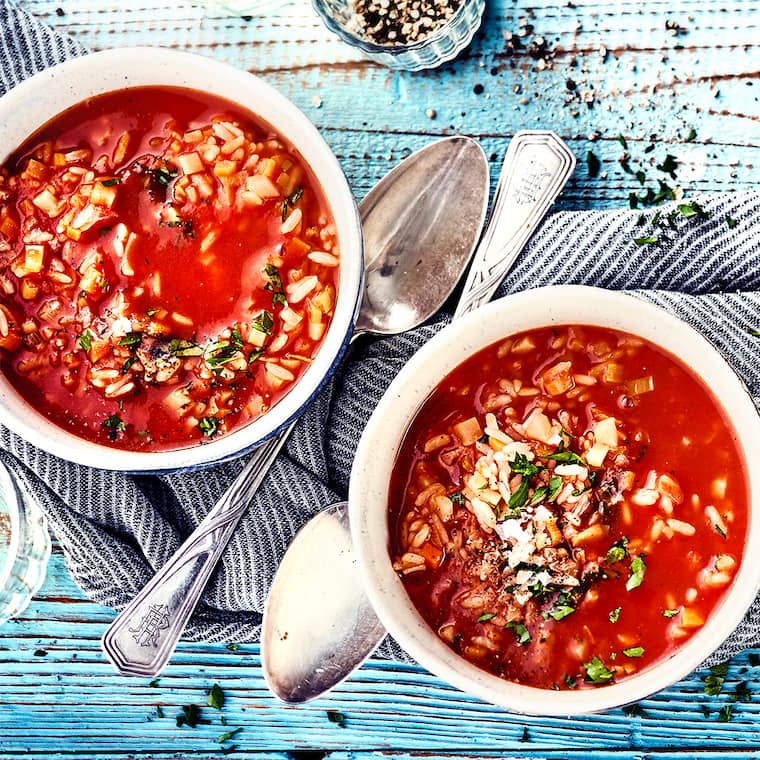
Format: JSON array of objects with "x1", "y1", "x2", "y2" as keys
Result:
[
  {"x1": 207, "y1": 683, "x2": 224, "y2": 710},
  {"x1": 326, "y1": 710, "x2": 346, "y2": 727},
  {"x1": 626, "y1": 556, "x2": 646, "y2": 590},
  {"x1": 704, "y1": 661, "x2": 729, "y2": 696},
  {"x1": 717, "y1": 704, "x2": 734, "y2": 722},
  {"x1": 217, "y1": 728, "x2": 242, "y2": 743},
  {"x1": 622, "y1": 703, "x2": 648, "y2": 717},
  {"x1": 583, "y1": 655, "x2": 615, "y2": 684},
  {"x1": 586, "y1": 150, "x2": 601, "y2": 177},
  {"x1": 176, "y1": 704, "x2": 209, "y2": 728},
  {"x1": 657, "y1": 154, "x2": 679, "y2": 179}
]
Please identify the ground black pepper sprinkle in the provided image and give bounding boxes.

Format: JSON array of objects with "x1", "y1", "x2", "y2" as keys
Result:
[{"x1": 349, "y1": 0, "x2": 464, "y2": 45}]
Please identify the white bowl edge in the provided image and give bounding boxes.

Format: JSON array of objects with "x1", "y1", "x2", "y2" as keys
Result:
[
  {"x1": 349, "y1": 284, "x2": 760, "y2": 715},
  {"x1": 0, "y1": 47, "x2": 363, "y2": 471}
]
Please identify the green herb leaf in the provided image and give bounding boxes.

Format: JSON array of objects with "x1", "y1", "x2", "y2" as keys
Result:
[
  {"x1": 450, "y1": 491, "x2": 465, "y2": 506},
  {"x1": 616, "y1": 134, "x2": 628, "y2": 149},
  {"x1": 508, "y1": 452, "x2": 543, "y2": 477},
  {"x1": 78, "y1": 331, "x2": 93, "y2": 352},
  {"x1": 199, "y1": 416, "x2": 220, "y2": 439},
  {"x1": 545, "y1": 450, "x2": 585, "y2": 466},
  {"x1": 101, "y1": 414, "x2": 126, "y2": 441},
  {"x1": 634, "y1": 235, "x2": 660, "y2": 246},
  {"x1": 217, "y1": 728, "x2": 242, "y2": 743},
  {"x1": 326, "y1": 710, "x2": 346, "y2": 727},
  {"x1": 149, "y1": 678, "x2": 160, "y2": 687},
  {"x1": 609, "y1": 606, "x2": 622, "y2": 623},
  {"x1": 159, "y1": 218, "x2": 194, "y2": 238},
  {"x1": 176, "y1": 704, "x2": 208, "y2": 728},
  {"x1": 717, "y1": 704, "x2": 734, "y2": 722},
  {"x1": 505, "y1": 621, "x2": 531, "y2": 644},
  {"x1": 156, "y1": 705, "x2": 164, "y2": 718},
  {"x1": 146, "y1": 308, "x2": 160, "y2": 317},
  {"x1": 622, "y1": 703, "x2": 648, "y2": 717},
  {"x1": 623, "y1": 646, "x2": 644, "y2": 658},
  {"x1": 714, "y1": 522, "x2": 727, "y2": 538},
  {"x1": 726, "y1": 215, "x2": 738, "y2": 229},
  {"x1": 529, "y1": 485, "x2": 548, "y2": 505},
  {"x1": 478, "y1": 612, "x2": 497, "y2": 622},
  {"x1": 101, "y1": 177, "x2": 121, "y2": 186},
  {"x1": 662, "y1": 608, "x2": 680, "y2": 618},
  {"x1": 586, "y1": 150, "x2": 600, "y2": 177},
  {"x1": 508, "y1": 478, "x2": 532, "y2": 510},
  {"x1": 678, "y1": 200, "x2": 711, "y2": 220},
  {"x1": 207, "y1": 683, "x2": 224, "y2": 710},
  {"x1": 225, "y1": 643, "x2": 240, "y2": 651},
  {"x1": 169, "y1": 338, "x2": 202, "y2": 357},
  {"x1": 547, "y1": 476, "x2": 563, "y2": 501},
  {"x1": 118, "y1": 332, "x2": 142, "y2": 347},
  {"x1": 657, "y1": 154, "x2": 679, "y2": 178},
  {"x1": 564, "y1": 673, "x2": 578, "y2": 689},
  {"x1": 252, "y1": 310, "x2": 274, "y2": 335},
  {"x1": 685, "y1": 127, "x2": 697, "y2": 142},
  {"x1": 704, "y1": 661, "x2": 729, "y2": 696},
  {"x1": 548, "y1": 604, "x2": 575, "y2": 621},
  {"x1": 626, "y1": 556, "x2": 646, "y2": 591},
  {"x1": 583, "y1": 655, "x2": 615, "y2": 684},
  {"x1": 281, "y1": 186, "x2": 305, "y2": 221},
  {"x1": 734, "y1": 680, "x2": 752, "y2": 703},
  {"x1": 605, "y1": 537, "x2": 629, "y2": 565}
]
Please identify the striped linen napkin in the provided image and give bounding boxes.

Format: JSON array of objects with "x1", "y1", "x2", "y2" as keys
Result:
[{"x1": 0, "y1": 0, "x2": 758, "y2": 668}]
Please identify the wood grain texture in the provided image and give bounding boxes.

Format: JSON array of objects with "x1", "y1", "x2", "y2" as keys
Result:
[{"x1": 3, "y1": 0, "x2": 760, "y2": 756}]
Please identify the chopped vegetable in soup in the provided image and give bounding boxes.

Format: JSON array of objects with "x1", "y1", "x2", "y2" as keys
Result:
[
  {"x1": 389, "y1": 325, "x2": 747, "y2": 689},
  {"x1": 0, "y1": 87, "x2": 339, "y2": 450}
]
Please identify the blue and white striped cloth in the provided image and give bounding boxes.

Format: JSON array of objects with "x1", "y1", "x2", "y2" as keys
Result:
[{"x1": 0, "y1": 0, "x2": 758, "y2": 666}]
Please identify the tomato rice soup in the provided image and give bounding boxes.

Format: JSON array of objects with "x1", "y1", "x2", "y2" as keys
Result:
[
  {"x1": 0, "y1": 87, "x2": 339, "y2": 450},
  {"x1": 389, "y1": 325, "x2": 747, "y2": 690}
]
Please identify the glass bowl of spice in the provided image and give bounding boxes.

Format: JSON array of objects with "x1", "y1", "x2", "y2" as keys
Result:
[
  {"x1": 312, "y1": 0, "x2": 485, "y2": 70},
  {"x1": 0, "y1": 459, "x2": 50, "y2": 625}
]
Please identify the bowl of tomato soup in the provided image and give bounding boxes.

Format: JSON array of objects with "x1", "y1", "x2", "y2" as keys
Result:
[
  {"x1": 0, "y1": 48, "x2": 362, "y2": 471},
  {"x1": 349, "y1": 285, "x2": 760, "y2": 714}
]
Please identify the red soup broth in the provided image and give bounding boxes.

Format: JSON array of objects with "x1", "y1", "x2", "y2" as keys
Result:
[
  {"x1": 0, "y1": 86, "x2": 340, "y2": 451},
  {"x1": 389, "y1": 325, "x2": 748, "y2": 690}
]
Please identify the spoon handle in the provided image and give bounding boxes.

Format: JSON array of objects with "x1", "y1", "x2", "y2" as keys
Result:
[
  {"x1": 101, "y1": 431, "x2": 288, "y2": 677},
  {"x1": 453, "y1": 131, "x2": 576, "y2": 320}
]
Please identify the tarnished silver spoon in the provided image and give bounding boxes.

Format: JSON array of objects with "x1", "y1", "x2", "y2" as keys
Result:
[
  {"x1": 262, "y1": 130, "x2": 576, "y2": 703},
  {"x1": 101, "y1": 135, "x2": 491, "y2": 677}
]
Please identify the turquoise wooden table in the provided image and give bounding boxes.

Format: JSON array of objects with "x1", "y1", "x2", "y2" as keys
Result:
[{"x1": 1, "y1": 0, "x2": 759, "y2": 757}]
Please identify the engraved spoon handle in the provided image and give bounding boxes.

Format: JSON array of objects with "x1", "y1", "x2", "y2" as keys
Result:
[
  {"x1": 101, "y1": 431, "x2": 288, "y2": 677},
  {"x1": 453, "y1": 131, "x2": 576, "y2": 319}
]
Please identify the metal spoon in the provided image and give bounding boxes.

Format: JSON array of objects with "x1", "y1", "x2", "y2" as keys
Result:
[
  {"x1": 101, "y1": 135, "x2": 491, "y2": 677},
  {"x1": 262, "y1": 130, "x2": 576, "y2": 703}
]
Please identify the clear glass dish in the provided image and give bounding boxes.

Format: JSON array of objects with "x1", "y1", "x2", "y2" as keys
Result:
[
  {"x1": 312, "y1": 0, "x2": 485, "y2": 71},
  {"x1": 0, "y1": 460, "x2": 50, "y2": 625}
]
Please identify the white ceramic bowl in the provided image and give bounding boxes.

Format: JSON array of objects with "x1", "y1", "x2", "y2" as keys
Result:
[
  {"x1": 0, "y1": 48, "x2": 363, "y2": 472},
  {"x1": 349, "y1": 284, "x2": 760, "y2": 714}
]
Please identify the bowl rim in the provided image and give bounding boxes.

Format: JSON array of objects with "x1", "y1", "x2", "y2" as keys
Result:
[
  {"x1": 349, "y1": 284, "x2": 760, "y2": 715},
  {"x1": 0, "y1": 47, "x2": 363, "y2": 472}
]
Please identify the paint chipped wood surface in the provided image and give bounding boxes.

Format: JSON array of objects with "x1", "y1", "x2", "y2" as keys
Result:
[{"x1": 2, "y1": 0, "x2": 760, "y2": 757}]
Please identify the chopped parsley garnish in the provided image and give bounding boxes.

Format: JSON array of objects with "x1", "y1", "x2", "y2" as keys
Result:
[
  {"x1": 78, "y1": 330, "x2": 93, "y2": 352},
  {"x1": 175, "y1": 704, "x2": 209, "y2": 728},
  {"x1": 121, "y1": 356, "x2": 136, "y2": 374},
  {"x1": 717, "y1": 704, "x2": 734, "y2": 722},
  {"x1": 199, "y1": 416, "x2": 220, "y2": 438},
  {"x1": 548, "y1": 604, "x2": 575, "y2": 621},
  {"x1": 583, "y1": 655, "x2": 615, "y2": 684},
  {"x1": 118, "y1": 332, "x2": 142, "y2": 347},
  {"x1": 656, "y1": 154, "x2": 679, "y2": 179},
  {"x1": 478, "y1": 612, "x2": 496, "y2": 622},
  {"x1": 205, "y1": 327, "x2": 244, "y2": 367},
  {"x1": 508, "y1": 478, "x2": 531, "y2": 510},
  {"x1": 248, "y1": 349, "x2": 264, "y2": 363},
  {"x1": 217, "y1": 728, "x2": 242, "y2": 743},
  {"x1": 623, "y1": 646, "x2": 644, "y2": 658},
  {"x1": 207, "y1": 683, "x2": 224, "y2": 710},
  {"x1": 508, "y1": 452, "x2": 543, "y2": 477},
  {"x1": 605, "y1": 537, "x2": 629, "y2": 564},
  {"x1": 662, "y1": 608, "x2": 680, "y2": 618},
  {"x1": 703, "y1": 661, "x2": 729, "y2": 696},
  {"x1": 264, "y1": 263, "x2": 288, "y2": 307},
  {"x1": 505, "y1": 621, "x2": 531, "y2": 644},
  {"x1": 101, "y1": 414, "x2": 126, "y2": 441},
  {"x1": 564, "y1": 673, "x2": 578, "y2": 689},
  {"x1": 169, "y1": 339, "x2": 202, "y2": 358},
  {"x1": 586, "y1": 150, "x2": 600, "y2": 177},
  {"x1": 622, "y1": 703, "x2": 648, "y2": 717},
  {"x1": 726, "y1": 215, "x2": 738, "y2": 229},
  {"x1": 609, "y1": 606, "x2": 621, "y2": 623},
  {"x1": 545, "y1": 449, "x2": 585, "y2": 466},
  {"x1": 634, "y1": 235, "x2": 660, "y2": 246},
  {"x1": 450, "y1": 491, "x2": 465, "y2": 506},
  {"x1": 101, "y1": 177, "x2": 121, "y2": 186},
  {"x1": 547, "y1": 475, "x2": 563, "y2": 501},
  {"x1": 159, "y1": 218, "x2": 194, "y2": 238},
  {"x1": 281, "y1": 186, "x2": 304, "y2": 221},
  {"x1": 626, "y1": 556, "x2": 647, "y2": 591},
  {"x1": 529, "y1": 485, "x2": 548, "y2": 505},
  {"x1": 685, "y1": 127, "x2": 697, "y2": 142},
  {"x1": 326, "y1": 710, "x2": 346, "y2": 727},
  {"x1": 678, "y1": 200, "x2": 711, "y2": 220},
  {"x1": 252, "y1": 310, "x2": 274, "y2": 335},
  {"x1": 146, "y1": 308, "x2": 160, "y2": 317},
  {"x1": 616, "y1": 134, "x2": 628, "y2": 149},
  {"x1": 714, "y1": 522, "x2": 727, "y2": 538}
]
